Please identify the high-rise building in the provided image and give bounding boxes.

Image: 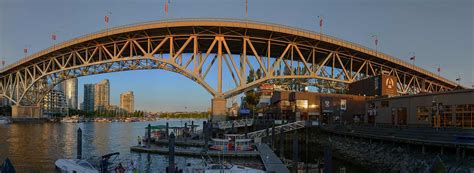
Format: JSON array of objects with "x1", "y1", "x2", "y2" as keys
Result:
[
  {"x1": 94, "y1": 79, "x2": 110, "y2": 111},
  {"x1": 62, "y1": 78, "x2": 78, "y2": 109},
  {"x1": 83, "y1": 84, "x2": 95, "y2": 112},
  {"x1": 120, "y1": 91, "x2": 134, "y2": 113},
  {"x1": 42, "y1": 89, "x2": 68, "y2": 117}
]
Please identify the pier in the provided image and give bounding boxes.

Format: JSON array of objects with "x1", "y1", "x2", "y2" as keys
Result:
[{"x1": 256, "y1": 143, "x2": 290, "y2": 173}]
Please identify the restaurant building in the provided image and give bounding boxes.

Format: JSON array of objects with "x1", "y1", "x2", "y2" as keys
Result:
[{"x1": 366, "y1": 89, "x2": 474, "y2": 128}]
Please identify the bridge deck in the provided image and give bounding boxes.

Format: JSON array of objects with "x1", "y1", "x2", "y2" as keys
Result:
[{"x1": 256, "y1": 143, "x2": 290, "y2": 173}]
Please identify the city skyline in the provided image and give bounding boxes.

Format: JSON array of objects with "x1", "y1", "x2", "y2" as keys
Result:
[{"x1": 1, "y1": 0, "x2": 472, "y2": 112}]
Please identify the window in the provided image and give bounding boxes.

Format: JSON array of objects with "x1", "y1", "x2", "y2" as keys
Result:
[
  {"x1": 381, "y1": 101, "x2": 389, "y2": 108},
  {"x1": 296, "y1": 100, "x2": 308, "y2": 109},
  {"x1": 416, "y1": 106, "x2": 430, "y2": 121}
]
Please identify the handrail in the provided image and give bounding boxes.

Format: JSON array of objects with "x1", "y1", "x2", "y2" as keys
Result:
[{"x1": 0, "y1": 18, "x2": 457, "y2": 87}]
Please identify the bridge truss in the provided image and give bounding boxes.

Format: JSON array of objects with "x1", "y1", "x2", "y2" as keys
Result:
[{"x1": 0, "y1": 19, "x2": 458, "y2": 105}]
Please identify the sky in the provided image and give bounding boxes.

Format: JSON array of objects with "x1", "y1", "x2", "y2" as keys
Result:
[{"x1": 0, "y1": 0, "x2": 473, "y2": 112}]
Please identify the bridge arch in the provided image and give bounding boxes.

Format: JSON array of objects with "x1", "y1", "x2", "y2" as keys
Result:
[{"x1": 0, "y1": 18, "x2": 459, "y2": 110}]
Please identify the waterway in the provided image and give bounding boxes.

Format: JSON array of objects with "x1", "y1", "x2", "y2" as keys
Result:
[{"x1": 0, "y1": 119, "x2": 366, "y2": 172}]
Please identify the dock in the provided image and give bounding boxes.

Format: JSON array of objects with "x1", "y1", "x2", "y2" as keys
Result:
[
  {"x1": 155, "y1": 139, "x2": 204, "y2": 147},
  {"x1": 130, "y1": 145, "x2": 259, "y2": 157},
  {"x1": 256, "y1": 143, "x2": 290, "y2": 173}
]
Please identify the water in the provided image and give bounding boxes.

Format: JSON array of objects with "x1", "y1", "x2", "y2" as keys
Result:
[{"x1": 0, "y1": 119, "x2": 214, "y2": 172}]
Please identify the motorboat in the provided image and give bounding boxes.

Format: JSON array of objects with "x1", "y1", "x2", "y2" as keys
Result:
[
  {"x1": 0, "y1": 116, "x2": 11, "y2": 124},
  {"x1": 184, "y1": 153, "x2": 265, "y2": 173},
  {"x1": 55, "y1": 152, "x2": 120, "y2": 173},
  {"x1": 55, "y1": 159, "x2": 98, "y2": 173},
  {"x1": 60, "y1": 116, "x2": 80, "y2": 123}
]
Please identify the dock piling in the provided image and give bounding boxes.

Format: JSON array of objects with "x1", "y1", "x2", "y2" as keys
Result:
[
  {"x1": 166, "y1": 122, "x2": 169, "y2": 139},
  {"x1": 168, "y1": 132, "x2": 175, "y2": 173},
  {"x1": 77, "y1": 128, "x2": 82, "y2": 159},
  {"x1": 147, "y1": 124, "x2": 151, "y2": 147},
  {"x1": 292, "y1": 130, "x2": 298, "y2": 173},
  {"x1": 279, "y1": 127, "x2": 284, "y2": 158},
  {"x1": 323, "y1": 145, "x2": 332, "y2": 173}
]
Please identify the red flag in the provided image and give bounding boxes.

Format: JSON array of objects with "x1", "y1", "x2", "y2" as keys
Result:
[
  {"x1": 165, "y1": 1, "x2": 168, "y2": 15},
  {"x1": 52, "y1": 34, "x2": 57, "y2": 41},
  {"x1": 319, "y1": 18, "x2": 323, "y2": 27},
  {"x1": 437, "y1": 67, "x2": 441, "y2": 72},
  {"x1": 104, "y1": 15, "x2": 109, "y2": 23},
  {"x1": 24, "y1": 48, "x2": 28, "y2": 54},
  {"x1": 410, "y1": 56, "x2": 415, "y2": 61},
  {"x1": 375, "y1": 38, "x2": 378, "y2": 46},
  {"x1": 1, "y1": 60, "x2": 4, "y2": 66}
]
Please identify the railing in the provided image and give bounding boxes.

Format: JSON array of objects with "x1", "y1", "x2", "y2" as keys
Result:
[
  {"x1": 0, "y1": 18, "x2": 456, "y2": 87},
  {"x1": 242, "y1": 120, "x2": 306, "y2": 139},
  {"x1": 217, "y1": 118, "x2": 254, "y2": 130}
]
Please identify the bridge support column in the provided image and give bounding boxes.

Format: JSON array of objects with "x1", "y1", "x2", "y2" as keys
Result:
[
  {"x1": 211, "y1": 97, "x2": 226, "y2": 121},
  {"x1": 11, "y1": 104, "x2": 42, "y2": 120}
]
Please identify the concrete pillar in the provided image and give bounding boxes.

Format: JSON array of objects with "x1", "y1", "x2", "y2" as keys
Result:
[
  {"x1": 211, "y1": 97, "x2": 226, "y2": 121},
  {"x1": 11, "y1": 104, "x2": 42, "y2": 119}
]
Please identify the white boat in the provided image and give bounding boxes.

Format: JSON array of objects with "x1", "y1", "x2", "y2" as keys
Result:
[
  {"x1": 186, "y1": 163, "x2": 265, "y2": 173},
  {"x1": 55, "y1": 152, "x2": 120, "y2": 173},
  {"x1": 185, "y1": 154, "x2": 265, "y2": 173},
  {"x1": 55, "y1": 159, "x2": 98, "y2": 173},
  {"x1": 0, "y1": 116, "x2": 11, "y2": 124},
  {"x1": 61, "y1": 116, "x2": 80, "y2": 123}
]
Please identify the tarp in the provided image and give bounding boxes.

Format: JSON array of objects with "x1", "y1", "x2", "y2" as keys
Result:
[{"x1": 1, "y1": 158, "x2": 16, "y2": 173}]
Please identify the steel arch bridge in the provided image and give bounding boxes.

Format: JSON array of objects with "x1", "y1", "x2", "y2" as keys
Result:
[{"x1": 0, "y1": 18, "x2": 459, "y2": 108}]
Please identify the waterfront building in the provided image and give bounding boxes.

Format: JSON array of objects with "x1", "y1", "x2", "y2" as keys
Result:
[
  {"x1": 83, "y1": 84, "x2": 95, "y2": 112},
  {"x1": 120, "y1": 91, "x2": 134, "y2": 113},
  {"x1": 42, "y1": 89, "x2": 68, "y2": 117},
  {"x1": 367, "y1": 89, "x2": 474, "y2": 128},
  {"x1": 268, "y1": 91, "x2": 367, "y2": 122},
  {"x1": 61, "y1": 78, "x2": 78, "y2": 109},
  {"x1": 94, "y1": 79, "x2": 110, "y2": 111}
]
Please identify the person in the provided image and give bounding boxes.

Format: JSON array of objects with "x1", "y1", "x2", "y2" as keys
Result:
[
  {"x1": 115, "y1": 163, "x2": 125, "y2": 173},
  {"x1": 137, "y1": 136, "x2": 141, "y2": 146}
]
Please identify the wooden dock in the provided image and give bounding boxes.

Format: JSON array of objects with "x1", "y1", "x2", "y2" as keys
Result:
[
  {"x1": 255, "y1": 143, "x2": 290, "y2": 173},
  {"x1": 130, "y1": 145, "x2": 259, "y2": 158},
  {"x1": 155, "y1": 139, "x2": 205, "y2": 147}
]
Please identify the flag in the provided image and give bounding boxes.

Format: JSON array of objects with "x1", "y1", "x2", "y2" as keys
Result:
[
  {"x1": 319, "y1": 17, "x2": 323, "y2": 27},
  {"x1": 1, "y1": 60, "x2": 4, "y2": 66},
  {"x1": 165, "y1": 1, "x2": 168, "y2": 15},
  {"x1": 52, "y1": 34, "x2": 57, "y2": 41},
  {"x1": 410, "y1": 56, "x2": 415, "y2": 61},
  {"x1": 245, "y1": 0, "x2": 248, "y2": 17},
  {"x1": 24, "y1": 48, "x2": 28, "y2": 54},
  {"x1": 455, "y1": 78, "x2": 461, "y2": 81},
  {"x1": 104, "y1": 15, "x2": 109, "y2": 24},
  {"x1": 437, "y1": 67, "x2": 441, "y2": 72}
]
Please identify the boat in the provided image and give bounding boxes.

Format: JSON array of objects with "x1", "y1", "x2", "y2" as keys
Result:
[
  {"x1": 0, "y1": 116, "x2": 11, "y2": 124},
  {"x1": 60, "y1": 116, "x2": 80, "y2": 123},
  {"x1": 55, "y1": 152, "x2": 120, "y2": 173},
  {"x1": 55, "y1": 159, "x2": 98, "y2": 173},
  {"x1": 185, "y1": 153, "x2": 265, "y2": 173},
  {"x1": 209, "y1": 134, "x2": 253, "y2": 151}
]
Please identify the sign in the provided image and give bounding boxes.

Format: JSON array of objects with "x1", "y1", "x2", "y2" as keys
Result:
[
  {"x1": 239, "y1": 108, "x2": 250, "y2": 114},
  {"x1": 260, "y1": 84, "x2": 274, "y2": 90},
  {"x1": 340, "y1": 99, "x2": 347, "y2": 111},
  {"x1": 385, "y1": 78, "x2": 394, "y2": 89},
  {"x1": 321, "y1": 97, "x2": 333, "y2": 113}
]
